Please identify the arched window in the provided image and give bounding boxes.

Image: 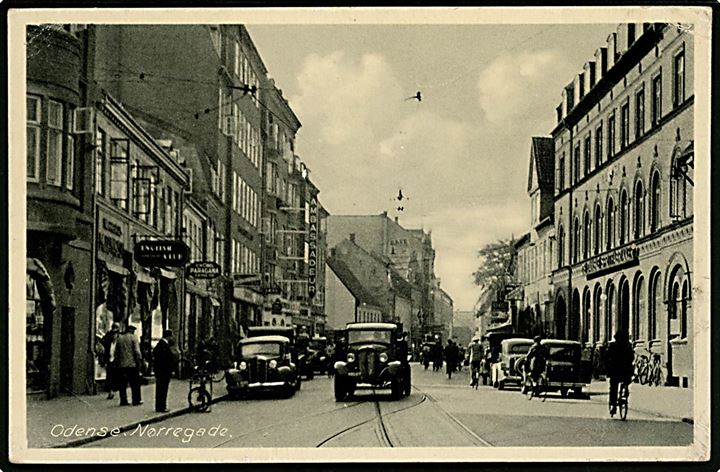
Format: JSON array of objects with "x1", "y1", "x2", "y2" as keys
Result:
[
  {"x1": 619, "y1": 189, "x2": 629, "y2": 245},
  {"x1": 669, "y1": 279, "x2": 680, "y2": 338},
  {"x1": 650, "y1": 171, "x2": 660, "y2": 232},
  {"x1": 670, "y1": 156, "x2": 688, "y2": 220},
  {"x1": 634, "y1": 180, "x2": 644, "y2": 239},
  {"x1": 573, "y1": 218, "x2": 580, "y2": 264},
  {"x1": 582, "y1": 288, "x2": 591, "y2": 343},
  {"x1": 648, "y1": 270, "x2": 661, "y2": 340},
  {"x1": 606, "y1": 283, "x2": 615, "y2": 340},
  {"x1": 606, "y1": 197, "x2": 615, "y2": 250},
  {"x1": 558, "y1": 225, "x2": 565, "y2": 267},
  {"x1": 681, "y1": 280, "x2": 689, "y2": 338},
  {"x1": 593, "y1": 285, "x2": 602, "y2": 343},
  {"x1": 594, "y1": 204, "x2": 602, "y2": 255},
  {"x1": 583, "y1": 211, "x2": 591, "y2": 260},
  {"x1": 633, "y1": 275, "x2": 644, "y2": 340}
]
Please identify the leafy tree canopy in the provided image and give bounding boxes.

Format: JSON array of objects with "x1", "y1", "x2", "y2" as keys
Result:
[{"x1": 472, "y1": 239, "x2": 517, "y2": 294}]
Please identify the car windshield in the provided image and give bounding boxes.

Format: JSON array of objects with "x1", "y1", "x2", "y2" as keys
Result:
[
  {"x1": 348, "y1": 330, "x2": 392, "y2": 345},
  {"x1": 547, "y1": 345, "x2": 579, "y2": 361},
  {"x1": 241, "y1": 342, "x2": 282, "y2": 357},
  {"x1": 508, "y1": 344, "x2": 532, "y2": 354},
  {"x1": 309, "y1": 340, "x2": 326, "y2": 350}
]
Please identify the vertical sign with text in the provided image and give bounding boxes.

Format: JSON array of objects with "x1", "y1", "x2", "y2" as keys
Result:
[{"x1": 307, "y1": 197, "x2": 318, "y2": 298}]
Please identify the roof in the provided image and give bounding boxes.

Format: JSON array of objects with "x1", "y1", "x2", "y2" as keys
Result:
[
  {"x1": 528, "y1": 137, "x2": 554, "y2": 193},
  {"x1": 501, "y1": 338, "x2": 534, "y2": 346},
  {"x1": 541, "y1": 339, "x2": 582, "y2": 346},
  {"x1": 327, "y1": 257, "x2": 383, "y2": 309},
  {"x1": 346, "y1": 322, "x2": 397, "y2": 331},
  {"x1": 239, "y1": 335, "x2": 290, "y2": 344}
]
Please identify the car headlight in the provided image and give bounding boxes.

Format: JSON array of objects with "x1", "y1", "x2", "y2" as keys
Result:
[
  {"x1": 347, "y1": 353, "x2": 355, "y2": 363},
  {"x1": 239, "y1": 361, "x2": 247, "y2": 371},
  {"x1": 379, "y1": 352, "x2": 388, "y2": 363},
  {"x1": 269, "y1": 360, "x2": 278, "y2": 369}
]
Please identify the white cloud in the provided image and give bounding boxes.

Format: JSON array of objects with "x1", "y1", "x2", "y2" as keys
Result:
[{"x1": 477, "y1": 50, "x2": 570, "y2": 127}]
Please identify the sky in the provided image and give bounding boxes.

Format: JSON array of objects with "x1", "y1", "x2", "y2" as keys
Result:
[{"x1": 247, "y1": 23, "x2": 615, "y2": 311}]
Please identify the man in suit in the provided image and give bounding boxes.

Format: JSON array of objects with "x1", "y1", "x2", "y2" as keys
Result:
[
  {"x1": 115, "y1": 325, "x2": 143, "y2": 406},
  {"x1": 152, "y1": 329, "x2": 177, "y2": 413}
]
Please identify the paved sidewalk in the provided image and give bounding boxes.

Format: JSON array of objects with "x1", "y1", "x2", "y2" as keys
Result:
[
  {"x1": 585, "y1": 379, "x2": 693, "y2": 422},
  {"x1": 27, "y1": 379, "x2": 228, "y2": 448}
]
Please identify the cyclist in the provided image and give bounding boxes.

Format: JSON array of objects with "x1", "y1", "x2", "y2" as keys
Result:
[
  {"x1": 468, "y1": 338, "x2": 483, "y2": 387},
  {"x1": 525, "y1": 335, "x2": 549, "y2": 392},
  {"x1": 606, "y1": 329, "x2": 635, "y2": 416}
]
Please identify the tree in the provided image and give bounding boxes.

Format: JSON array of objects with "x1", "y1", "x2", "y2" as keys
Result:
[{"x1": 473, "y1": 239, "x2": 517, "y2": 306}]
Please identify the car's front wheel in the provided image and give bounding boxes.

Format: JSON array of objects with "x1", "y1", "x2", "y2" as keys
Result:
[{"x1": 391, "y1": 377, "x2": 403, "y2": 400}]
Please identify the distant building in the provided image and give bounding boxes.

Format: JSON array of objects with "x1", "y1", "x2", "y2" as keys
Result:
[
  {"x1": 452, "y1": 310, "x2": 476, "y2": 347},
  {"x1": 325, "y1": 258, "x2": 383, "y2": 330}
]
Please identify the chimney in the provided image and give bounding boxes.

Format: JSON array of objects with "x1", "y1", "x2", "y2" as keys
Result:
[{"x1": 349, "y1": 233, "x2": 356, "y2": 243}]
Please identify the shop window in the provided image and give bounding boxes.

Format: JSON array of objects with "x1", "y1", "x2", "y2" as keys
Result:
[
  {"x1": 46, "y1": 100, "x2": 64, "y2": 186},
  {"x1": 606, "y1": 283, "x2": 615, "y2": 340},
  {"x1": 26, "y1": 95, "x2": 41, "y2": 182},
  {"x1": 648, "y1": 270, "x2": 661, "y2": 340},
  {"x1": 669, "y1": 280, "x2": 680, "y2": 338},
  {"x1": 110, "y1": 139, "x2": 129, "y2": 210},
  {"x1": 633, "y1": 275, "x2": 644, "y2": 340},
  {"x1": 26, "y1": 274, "x2": 46, "y2": 392},
  {"x1": 592, "y1": 285, "x2": 602, "y2": 343},
  {"x1": 582, "y1": 288, "x2": 591, "y2": 343},
  {"x1": 681, "y1": 280, "x2": 689, "y2": 339}
]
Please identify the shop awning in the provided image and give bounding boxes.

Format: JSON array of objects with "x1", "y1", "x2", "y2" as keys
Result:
[
  {"x1": 135, "y1": 267, "x2": 155, "y2": 284},
  {"x1": 210, "y1": 297, "x2": 221, "y2": 307},
  {"x1": 159, "y1": 268, "x2": 177, "y2": 279},
  {"x1": 26, "y1": 257, "x2": 56, "y2": 311},
  {"x1": 105, "y1": 261, "x2": 130, "y2": 277}
]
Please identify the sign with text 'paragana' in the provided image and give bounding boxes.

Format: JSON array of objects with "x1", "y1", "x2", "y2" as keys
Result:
[
  {"x1": 133, "y1": 239, "x2": 189, "y2": 267},
  {"x1": 307, "y1": 197, "x2": 318, "y2": 298},
  {"x1": 186, "y1": 261, "x2": 222, "y2": 279}
]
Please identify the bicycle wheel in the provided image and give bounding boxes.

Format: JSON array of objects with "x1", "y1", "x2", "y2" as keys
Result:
[
  {"x1": 618, "y1": 385, "x2": 629, "y2": 421},
  {"x1": 188, "y1": 386, "x2": 211, "y2": 412},
  {"x1": 654, "y1": 366, "x2": 665, "y2": 387},
  {"x1": 211, "y1": 370, "x2": 225, "y2": 383},
  {"x1": 638, "y1": 364, "x2": 649, "y2": 385}
]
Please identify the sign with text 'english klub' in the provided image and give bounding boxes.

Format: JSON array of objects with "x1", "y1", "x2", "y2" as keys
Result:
[{"x1": 133, "y1": 240, "x2": 189, "y2": 267}]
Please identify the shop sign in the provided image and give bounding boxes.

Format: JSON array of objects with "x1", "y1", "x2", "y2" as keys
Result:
[
  {"x1": 133, "y1": 239, "x2": 189, "y2": 267},
  {"x1": 233, "y1": 286, "x2": 263, "y2": 305},
  {"x1": 98, "y1": 213, "x2": 126, "y2": 260},
  {"x1": 583, "y1": 246, "x2": 639, "y2": 279},
  {"x1": 491, "y1": 301, "x2": 509, "y2": 312},
  {"x1": 233, "y1": 274, "x2": 261, "y2": 287},
  {"x1": 186, "y1": 261, "x2": 221, "y2": 279},
  {"x1": 307, "y1": 197, "x2": 318, "y2": 298}
]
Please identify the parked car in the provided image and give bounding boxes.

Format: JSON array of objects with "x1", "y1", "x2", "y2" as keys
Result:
[
  {"x1": 492, "y1": 338, "x2": 533, "y2": 390},
  {"x1": 333, "y1": 322, "x2": 411, "y2": 401},
  {"x1": 520, "y1": 339, "x2": 592, "y2": 397},
  {"x1": 225, "y1": 335, "x2": 300, "y2": 398}
]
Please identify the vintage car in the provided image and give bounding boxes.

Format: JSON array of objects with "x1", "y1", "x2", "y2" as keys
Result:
[
  {"x1": 308, "y1": 336, "x2": 329, "y2": 374},
  {"x1": 491, "y1": 338, "x2": 533, "y2": 390},
  {"x1": 333, "y1": 322, "x2": 411, "y2": 401},
  {"x1": 245, "y1": 326, "x2": 314, "y2": 380},
  {"x1": 225, "y1": 335, "x2": 300, "y2": 398},
  {"x1": 520, "y1": 339, "x2": 592, "y2": 397},
  {"x1": 480, "y1": 332, "x2": 515, "y2": 385}
]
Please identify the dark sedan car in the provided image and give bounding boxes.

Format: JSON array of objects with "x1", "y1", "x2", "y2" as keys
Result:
[{"x1": 225, "y1": 335, "x2": 300, "y2": 398}]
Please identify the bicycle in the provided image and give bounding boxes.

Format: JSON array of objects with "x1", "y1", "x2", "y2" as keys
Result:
[
  {"x1": 616, "y1": 381, "x2": 630, "y2": 420},
  {"x1": 646, "y1": 353, "x2": 664, "y2": 387},
  {"x1": 188, "y1": 361, "x2": 214, "y2": 412},
  {"x1": 633, "y1": 353, "x2": 650, "y2": 385}
]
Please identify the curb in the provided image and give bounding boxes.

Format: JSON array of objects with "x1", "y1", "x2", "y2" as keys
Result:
[{"x1": 52, "y1": 394, "x2": 229, "y2": 448}]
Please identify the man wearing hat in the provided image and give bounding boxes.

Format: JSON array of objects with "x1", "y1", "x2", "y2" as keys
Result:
[
  {"x1": 115, "y1": 324, "x2": 143, "y2": 406},
  {"x1": 152, "y1": 329, "x2": 177, "y2": 413}
]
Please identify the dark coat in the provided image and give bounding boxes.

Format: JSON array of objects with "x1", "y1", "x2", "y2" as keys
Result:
[
  {"x1": 152, "y1": 339, "x2": 177, "y2": 378},
  {"x1": 605, "y1": 340, "x2": 635, "y2": 380}
]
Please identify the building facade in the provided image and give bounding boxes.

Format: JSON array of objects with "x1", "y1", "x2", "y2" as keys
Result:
[{"x1": 551, "y1": 23, "x2": 693, "y2": 386}]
